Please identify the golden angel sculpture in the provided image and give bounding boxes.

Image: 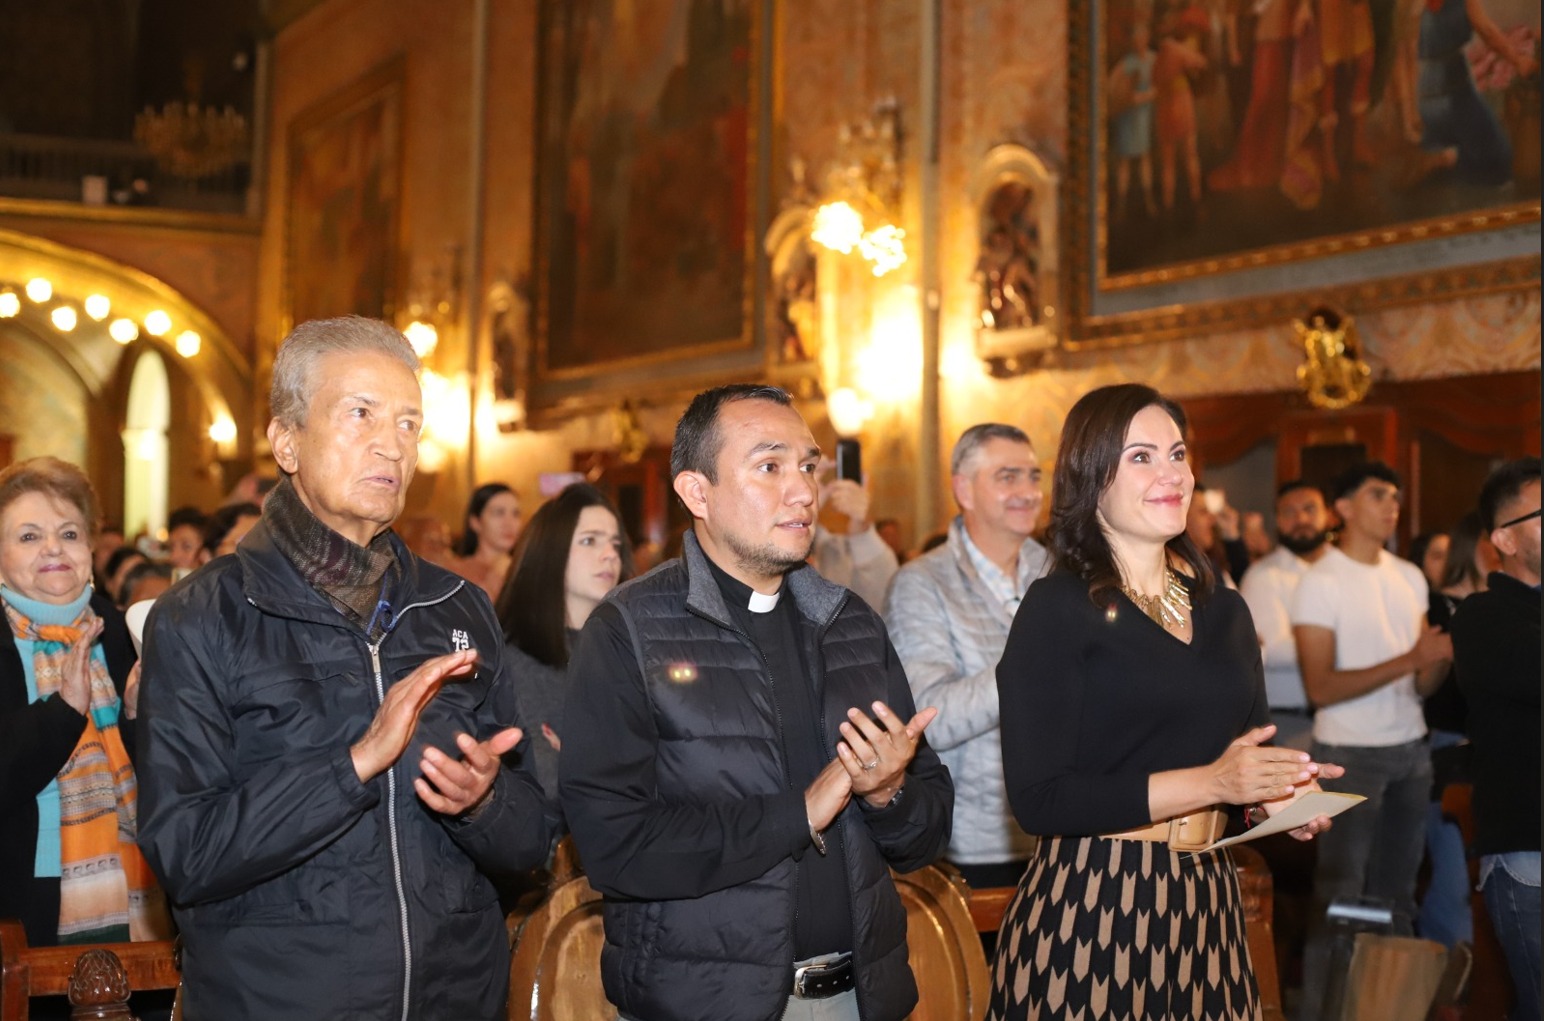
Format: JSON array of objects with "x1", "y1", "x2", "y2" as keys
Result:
[{"x1": 1295, "y1": 306, "x2": 1372, "y2": 410}]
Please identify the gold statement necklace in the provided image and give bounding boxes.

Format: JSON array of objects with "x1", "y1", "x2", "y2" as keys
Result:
[{"x1": 1119, "y1": 568, "x2": 1191, "y2": 630}]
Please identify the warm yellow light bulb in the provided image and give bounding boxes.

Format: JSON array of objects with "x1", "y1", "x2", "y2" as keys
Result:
[
  {"x1": 24, "y1": 278, "x2": 52, "y2": 303},
  {"x1": 810, "y1": 201, "x2": 864, "y2": 255},
  {"x1": 84, "y1": 294, "x2": 111, "y2": 320},
  {"x1": 404, "y1": 320, "x2": 439, "y2": 359},
  {"x1": 0, "y1": 292, "x2": 19, "y2": 318},
  {"x1": 208, "y1": 417, "x2": 238, "y2": 444},
  {"x1": 109, "y1": 318, "x2": 139, "y2": 343},
  {"x1": 858, "y1": 225, "x2": 907, "y2": 277},
  {"x1": 144, "y1": 310, "x2": 172, "y2": 336},
  {"x1": 175, "y1": 330, "x2": 202, "y2": 357},
  {"x1": 826, "y1": 387, "x2": 872, "y2": 438},
  {"x1": 50, "y1": 306, "x2": 78, "y2": 332}
]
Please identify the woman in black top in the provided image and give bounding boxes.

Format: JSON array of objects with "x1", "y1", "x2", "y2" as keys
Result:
[{"x1": 988, "y1": 384, "x2": 1341, "y2": 1021}]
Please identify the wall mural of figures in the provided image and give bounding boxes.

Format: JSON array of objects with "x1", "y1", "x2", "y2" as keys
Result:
[
  {"x1": 1102, "y1": 0, "x2": 1540, "y2": 275},
  {"x1": 1066, "y1": 0, "x2": 1540, "y2": 344}
]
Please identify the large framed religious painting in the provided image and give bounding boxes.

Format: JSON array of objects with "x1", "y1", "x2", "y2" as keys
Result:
[
  {"x1": 1066, "y1": 0, "x2": 1541, "y2": 345},
  {"x1": 284, "y1": 59, "x2": 404, "y2": 335},
  {"x1": 530, "y1": 0, "x2": 771, "y2": 412}
]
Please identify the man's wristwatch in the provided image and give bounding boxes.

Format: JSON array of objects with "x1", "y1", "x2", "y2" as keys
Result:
[
  {"x1": 861, "y1": 785, "x2": 905, "y2": 811},
  {"x1": 808, "y1": 817, "x2": 827, "y2": 856}
]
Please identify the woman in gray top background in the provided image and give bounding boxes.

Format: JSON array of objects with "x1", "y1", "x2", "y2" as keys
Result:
[{"x1": 495, "y1": 482, "x2": 633, "y2": 798}]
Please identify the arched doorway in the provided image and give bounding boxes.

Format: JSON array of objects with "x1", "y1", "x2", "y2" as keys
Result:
[
  {"x1": 0, "y1": 228, "x2": 253, "y2": 530},
  {"x1": 123, "y1": 349, "x2": 171, "y2": 542}
]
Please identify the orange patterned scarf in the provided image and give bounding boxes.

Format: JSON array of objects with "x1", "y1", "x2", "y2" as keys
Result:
[{"x1": 5, "y1": 598, "x2": 169, "y2": 943}]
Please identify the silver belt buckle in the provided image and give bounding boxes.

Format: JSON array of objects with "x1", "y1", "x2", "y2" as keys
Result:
[
  {"x1": 792, "y1": 962, "x2": 814, "y2": 998},
  {"x1": 792, "y1": 953, "x2": 848, "y2": 998}
]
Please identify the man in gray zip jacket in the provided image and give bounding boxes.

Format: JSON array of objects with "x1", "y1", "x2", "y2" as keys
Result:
[
  {"x1": 884, "y1": 423, "x2": 1048, "y2": 895},
  {"x1": 136, "y1": 317, "x2": 554, "y2": 1020}
]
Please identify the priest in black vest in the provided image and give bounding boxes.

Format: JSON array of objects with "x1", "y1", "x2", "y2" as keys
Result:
[{"x1": 561, "y1": 384, "x2": 954, "y2": 1021}]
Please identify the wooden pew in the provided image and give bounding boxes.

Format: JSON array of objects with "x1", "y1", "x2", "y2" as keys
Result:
[
  {"x1": 0, "y1": 921, "x2": 180, "y2": 1021},
  {"x1": 507, "y1": 862, "x2": 990, "y2": 1020}
]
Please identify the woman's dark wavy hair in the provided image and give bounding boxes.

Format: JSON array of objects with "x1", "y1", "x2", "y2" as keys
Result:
[
  {"x1": 1438, "y1": 510, "x2": 1487, "y2": 592},
  {"x1": 454, "y1": 482, "x2": 516, "y2": 557},
  {"x1": 1048, "y1": 383, "x2": 1215, "y2": 608},
  {"x1": 494, "y1": 482, "x2": 635, "y2": 668}
]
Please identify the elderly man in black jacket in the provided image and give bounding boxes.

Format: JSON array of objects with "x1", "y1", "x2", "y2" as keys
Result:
[
  {"x1": 136, "y1": 316, "x2": 554, "y2": 1020},
  {"x1": 561, "y1": 384, "x2": 953, "y2": 1021}
]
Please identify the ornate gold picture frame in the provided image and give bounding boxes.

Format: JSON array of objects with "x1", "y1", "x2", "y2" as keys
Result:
[{"x1": 1065, "y1": 0, "x2": 1540, "y2": 346}]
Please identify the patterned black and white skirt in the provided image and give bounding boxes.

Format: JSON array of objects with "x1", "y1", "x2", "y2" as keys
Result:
[{"x1": 987, "y1": 835, "x2": 1261, "y2": 1021}]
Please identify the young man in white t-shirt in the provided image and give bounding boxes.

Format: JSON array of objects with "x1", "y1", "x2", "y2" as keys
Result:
[
  {"x1": 1239, "y1": 480, "x2": 1334, "y2": 750},
  {"x1": 1290, "y1": 461, "x2": 1453, "y2": 1021}
]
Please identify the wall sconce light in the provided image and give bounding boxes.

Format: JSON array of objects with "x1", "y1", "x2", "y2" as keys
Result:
[
  {"x1": 401, "y1": 244, "x2": 464, "y2": 356},
  {"x1": 826, "y1": 387, "x2": 873, "y2": 438},
  {"x1": 208, "y1": 415, "x2": 238, "y2": 458},
  {"x1": 419, "y1": 367, "x2": 471, "y2": 455},
  {"x1": 808, "y1": 98, "x2": 907, "y2": 277},
  {"x1": 403, "y1": 320, "x2": 439, "y2": 360}
]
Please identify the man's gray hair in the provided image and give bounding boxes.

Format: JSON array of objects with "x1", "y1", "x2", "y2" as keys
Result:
[
  {"x1": 270, "y1": 316, "x2": 421, "y2": 427},
  {"x1": 950, "y1": 422, "x2": 1032, "y2": 476}
]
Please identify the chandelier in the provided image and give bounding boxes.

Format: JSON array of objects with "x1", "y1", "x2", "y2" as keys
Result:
[{"x1": 134, "y1": 102, "x2": 249, "y2": 179}]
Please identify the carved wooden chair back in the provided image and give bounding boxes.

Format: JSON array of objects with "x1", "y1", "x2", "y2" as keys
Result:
[{"x1": 0, "y1": 921, "x2": 181, "y2": 1021}]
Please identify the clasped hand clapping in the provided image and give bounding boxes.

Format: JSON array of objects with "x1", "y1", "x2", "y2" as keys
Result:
[
  {"x1": 348, "y1": 648, "x2": 521, "y2": 817},
  {"x1": 1213, "y1": 723, "x2": 1345, "y2": 841},
  {"x1": 805, "y1": 701, "x2": 938, "y2": 832}
]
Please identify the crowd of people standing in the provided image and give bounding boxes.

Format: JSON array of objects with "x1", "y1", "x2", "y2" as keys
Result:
[{"x1": 0, "y1": 313, "x2": 1536, "y2": 1021}]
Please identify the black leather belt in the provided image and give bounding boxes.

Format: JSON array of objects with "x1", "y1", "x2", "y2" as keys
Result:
[
  {"x1": 1272, "y1": 706, "x2": 1313, "y2": 716},
  {"x1": 792, "y1": 952, "x2": 855, "y2": 999}
]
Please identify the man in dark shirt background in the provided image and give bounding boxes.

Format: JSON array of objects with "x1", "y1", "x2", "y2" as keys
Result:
[
  {"x1": 1452, "y1": 457, "x2": 1541, "y2": 1021},
  {"x1": 560, "y1": 384, "x2": 953, "y2": 1021}
]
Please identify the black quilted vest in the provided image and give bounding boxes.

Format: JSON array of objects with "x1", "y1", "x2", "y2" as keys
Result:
[{"x1": 598, "y1": 533, "x2": 918, "y2": 1021}]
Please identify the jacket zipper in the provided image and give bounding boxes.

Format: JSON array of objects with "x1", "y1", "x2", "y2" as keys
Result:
[
  {"x1": 813, "y1": 595, "x2": 865, "y2": 1021},
  {"x1": 369, "y1": 641, "x2": 414, "y2": 1021},
  {"x1": 370, "y1": 582, "x2": 464, "y2": 1021},
  {"x1": 246, "y1": 581, "x2": 466, "y2": 1021}
]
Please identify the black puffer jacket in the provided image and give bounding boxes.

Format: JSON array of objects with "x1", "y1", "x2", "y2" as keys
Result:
[
  {"x1": 136, "y1": 523, "x2": 554, "y2": 1021},
  {"x1": 562, "y1": 532, "x2": 954, "y2": 1021},
  {"x1": 0, "y1": 590, "x2": 137, "y2": 947}
]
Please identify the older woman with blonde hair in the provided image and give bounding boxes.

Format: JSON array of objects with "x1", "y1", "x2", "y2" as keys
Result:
[{"x1": 0, "y1": 457, "x2": 167, "y2": 947}]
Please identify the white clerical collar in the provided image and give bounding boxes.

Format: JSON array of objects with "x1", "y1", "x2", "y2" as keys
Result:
[{"x1": 748, "y1": 588, "x2": 782, "y2": 613}]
